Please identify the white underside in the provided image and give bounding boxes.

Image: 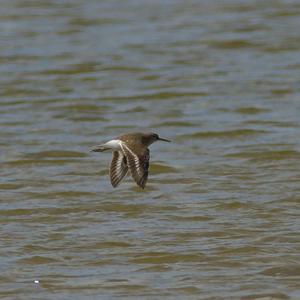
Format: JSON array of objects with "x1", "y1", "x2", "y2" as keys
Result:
[{"x1": 104, "y1": 139, "x2": 122, "y2": 151}]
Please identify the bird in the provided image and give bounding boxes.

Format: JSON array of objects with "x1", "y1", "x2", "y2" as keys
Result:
[{"x1": 91, "y1": 132, "x2": 170, "y2": 189}]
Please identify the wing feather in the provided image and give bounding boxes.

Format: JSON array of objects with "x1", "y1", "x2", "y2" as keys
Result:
[
  {"x1": 109, "y1": 151, "x2": 128, "y2": 188},
  {"x1": 120, "y1": 143, "x2": 149, "y2": 189}
]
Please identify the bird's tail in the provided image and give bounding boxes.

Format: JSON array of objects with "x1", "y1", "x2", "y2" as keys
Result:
[{"x1": 90, "y1": 144, "x2": 109, "y2": 152}]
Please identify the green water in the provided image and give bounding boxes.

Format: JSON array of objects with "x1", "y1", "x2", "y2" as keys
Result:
[{"x1": 1, "y1": 0, "x2": 300, "y2": 299}]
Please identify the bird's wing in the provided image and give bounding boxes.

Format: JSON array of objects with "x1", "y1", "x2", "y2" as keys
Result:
[
  {"x1": 109, "y1": 151, "x2": 128, "y2": 188},
  {"x1": 120, "y1": 143, "x2": 149, "y2": 189}
]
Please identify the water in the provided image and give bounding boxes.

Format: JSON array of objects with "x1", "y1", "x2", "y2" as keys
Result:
[{"x1": 1, "y1": 0, "x2": 300, "y2": 299}]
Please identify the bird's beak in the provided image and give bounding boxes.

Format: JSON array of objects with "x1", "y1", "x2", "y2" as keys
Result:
[{"x1": 158, "y1": 137, "x2": 171, "y2": 142}]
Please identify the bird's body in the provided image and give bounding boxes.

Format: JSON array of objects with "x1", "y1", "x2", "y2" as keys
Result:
[{"x1": 91, "y1": 132, "x2": 170, "y2": 189}]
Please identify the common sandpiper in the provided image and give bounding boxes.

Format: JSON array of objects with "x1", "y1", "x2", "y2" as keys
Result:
[{"x1": 91, "y1": 132, "x2": 170, "y2": 189}]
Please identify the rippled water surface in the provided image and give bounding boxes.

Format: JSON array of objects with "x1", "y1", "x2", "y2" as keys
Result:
[{"x1": 1, "y1": 0, "x2": 300, "y2": 299}]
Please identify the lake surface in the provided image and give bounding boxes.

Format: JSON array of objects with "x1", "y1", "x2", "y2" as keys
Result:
[{"x1": 1, "y1": 0, "x2": 300, "y2": 299}]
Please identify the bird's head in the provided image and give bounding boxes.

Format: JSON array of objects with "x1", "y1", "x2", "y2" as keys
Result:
[{"x1": 142, "y1": 132, "x2": 171, "y2": 146}]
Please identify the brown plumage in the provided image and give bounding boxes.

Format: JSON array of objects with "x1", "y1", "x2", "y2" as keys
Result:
[{"x1": 91, "y1": 132, "x2": 170, "y2": 189}]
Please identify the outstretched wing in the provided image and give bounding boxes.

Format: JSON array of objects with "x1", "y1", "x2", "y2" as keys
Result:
[
  {"x1": 120, "y1": 143, "x2": 150, "y2": 189},
  {"x1": 109, "y1": 151, "x2": 128, "y2": 188}
]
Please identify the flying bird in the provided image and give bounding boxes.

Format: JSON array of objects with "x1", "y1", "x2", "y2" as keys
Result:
[{"x1": 91, "y1": 132, "x2": 170, "y2": 188}]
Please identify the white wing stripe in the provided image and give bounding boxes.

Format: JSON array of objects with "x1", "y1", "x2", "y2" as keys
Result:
[{"x1": 120, "y1": 142, "x2": 142, "y2": 177}]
